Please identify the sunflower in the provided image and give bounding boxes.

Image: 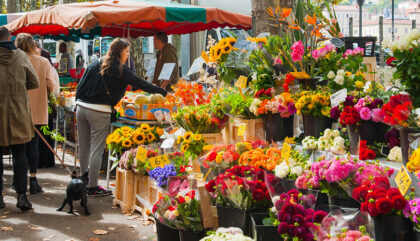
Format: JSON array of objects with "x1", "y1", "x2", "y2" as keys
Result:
[
  {"x1": 122, "y1": 130, "x2": 133, "y2": 138},
  {"x1": 120, "y1": 126, "x2": 133, "y2": 133},
  {"x1": 140, "y1": 124, "x2": 150, "y2": 132},
  {"x1": 181, "y1": 144, "x2": 189, "y2": 152},
  {"x1": 132, "y1": 132, "x2": 146, "y2": 145},
  {"x1": 212, "y1": 45, "x2": 222, "y2": 60},
  {"x1": 113, "y1": 134, "x2": 123, "y2": 144},
  {"x1": 122, "y1": 139, "x2": 133, "y2": 148},
  {"x1": 184, "y1": 132, "x2": 193, "y2": 142},
  {"x1": 156, "y1": 127, "x2": 164, "y2": 137},
  {"x1": 193, "y1": 134, "x2": 202, "y2": 142},
  {"x1": 106, "y1": 134, "x2": 114, "y2": 145},
  {"x1": 222, "y1": 44, "x2": 233, "y2": 54},
  {"x1": 146, "y1": 133, "x2": 156, "y2": 143},
  {"x1": 177, "y1": 135, "x2": 183, "y2": 144}
]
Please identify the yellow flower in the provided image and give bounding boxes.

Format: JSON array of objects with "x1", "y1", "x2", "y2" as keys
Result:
[
  {"x1": 113, "y1": 134, "x2": 123, "y2": 144},
  {"x1": 140, "y1": 124, "x2": 150, "y2": 132},
  {"x1": 193, "y1": 134, "x2": 202, "y2": 142},
  {"x1": 321, "y1": 106, "x2": 331, "y2": 117},
  {"x1": 355, "y1": 81, "x2": 364, "y2": 89},
  {"x1": 120, "y1": 126, "x2": 133, "y2": 133},
  {"x1": 132, "y1": 132, "x2": 146, "y2": 145},
  {"x1": 345, "y1": 72, "x2": 352, "y2": 77},
  {"x1": 121, "y1": 138, "x2": 133, "y2": 148},
  {"x1": 122, "y1": 130, "x2": 133, "y2": 138},
  {"x1": 281, "y1": 92, "x2": 292, "y2": 103},
  {"x1": 156, "y1": 127, "x2": 164, "y2": 137},
  {"x1": 106, "y1": 134, "x2": 114, "y2": 145},
  {"x1": 203, "y1": 145, "x2": 213, "y2": 152},
  {"x1": 181, "y1": 144, "x2": 189, "y2": 152},
  {"x1": 215, "y1": 152, "x2": 224, "y2": 164},
  {"x1": 177, "y1": 135, "x2": 183, "y2": 144},
  {"x1": 284, "y1": 137, "x2": 295, "y2": 144},
  {"x1": 147, "y1": 133, "x2": 156, "y2": 143},
  {"x1": 184, "y1": 132, "x2": 193, "y2": 142}
]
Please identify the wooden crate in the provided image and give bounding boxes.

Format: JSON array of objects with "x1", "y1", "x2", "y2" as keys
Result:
[
  {"x1": 198, "y1": 182, "x2": 218, "y2": 229},
  {"x1": 202, "y1": 132, "x2": 224, "y2": 145},
  {"x1": 362, "y1": 57, "x2": 377, "y2": 81},
  {"x1": 225, "y1": 117, "x2": 265, "y2": 144},
  {"x1": 113, "y1": 168, "x2": 135, "y2": 212},
  {"x1": 132, "y1": 174, "x2": 150, "y2": 213}
]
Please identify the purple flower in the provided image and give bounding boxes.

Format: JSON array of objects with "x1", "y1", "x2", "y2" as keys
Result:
[
  {"x1": 149, "y1": 164, "x2": 177, "y2": 187},
  {"x1": 330, "y1": 106, "x2": 341, "y2": 119},
  {"x1": 344, "y1": 96, "x2": 355, "y2": 106},
  {"x1": 287, "y1": 102, "x2": 297, "y2": 115},
  {"x1": 369, "y1": 99, "x2": 384, "y2": 109},
  {"x1": 277, "y1": 222, "x2": 289, "y2": 234}
]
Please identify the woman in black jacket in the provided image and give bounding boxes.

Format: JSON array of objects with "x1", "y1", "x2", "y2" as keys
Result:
[{"x1": 76, "y1": 38, "x2": 168, "y2": 196}]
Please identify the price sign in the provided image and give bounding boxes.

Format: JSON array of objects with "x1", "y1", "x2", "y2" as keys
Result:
[
  {"x1": 238, "y1": 124, "x2": 247, "y2": 137},
  {"x1": 154, "y1": 110, "x2": 164, "y2": 123},
  {"x1": 281, "y1": 142, "x2": 292, "y2": 161},
  {"x1": 149, "y1": 154, "x2": 170, "y2": 169},
  {"x1": 330, "y1": 88, "x2": 348, "y2": 107},
  {"x1": 394, "y1": 165, "x2": 412, "y2": 196},
  {"x1": 136, "y1": 147, "x2": 148, "y2": 161},
  {"x1": 161, "y1": 138, "x2": 175, "y2": 149},
  {"x1": 235, "y1": 76, "x2": 248, "y2": 89}
]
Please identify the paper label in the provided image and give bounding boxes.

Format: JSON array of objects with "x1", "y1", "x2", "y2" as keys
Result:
[
  {"x1": 238, "y1": 124, "x2": 246, "y2": 137},
  {"x1": 158, "y1": 63, "x2": 176, "y2": 80},
  {"x1": 164, "y1": 112, "x2": 172, "y2": 123},
  {"x1": 330, "y1": 88, "x2": 348, "y2": 107},
  {"x1": 161, "y1": 138, "x2": 175, "y2": 149},
  {"x1": 281, "y1": 142, "x2": 292, "y2": 161},
  {"x1": 149, "y1": 154, "x2": 170, "y2": 169},
  {"x1": 187, "y1": 57, "x2": 205, "y2": 76},
  {"x1": 145, "y1": 59, "x2": 157, "y2": 77},
  {"x1": 395, "y1": 165, "x2": 412, "y2": 196},
  {"x1": 154, "y1": 110, "x2": 164, "y2": 123},
  {"x1": 235, "y1": 76, "x2": 248, "y2": 89}
]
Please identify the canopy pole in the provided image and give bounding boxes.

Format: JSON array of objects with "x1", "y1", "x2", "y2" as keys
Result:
[{"x1": 128, "y1": 24, "x2": 131, "y2": 69}]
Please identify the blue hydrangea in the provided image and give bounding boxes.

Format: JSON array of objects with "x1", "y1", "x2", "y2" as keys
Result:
[{"x1": 150, "y1": 164, "x2": 177, "y2": 187}]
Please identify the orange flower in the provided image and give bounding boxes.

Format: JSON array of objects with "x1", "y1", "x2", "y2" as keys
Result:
[
  {"x1": 257, "y1": 99, "x2": 269, "y2": 115},
  {"x1": 289, "y1": 19, "x2": 301, "y2": 30},
  {"x1": 201, "y1": 51, "x2": 210, "y2": 63},
  {"x1": 280, "y1": 8, "x2": 291, "y2": 19},
  {"x1": 312, "y1": 24, "x2": 324, "y2": 38},
  {"x1": 266, "y1": 6, "x2": 276, "y2": 17},
  {"x1": 304, "y1": 14, "x2": 317, "y2": 25}
]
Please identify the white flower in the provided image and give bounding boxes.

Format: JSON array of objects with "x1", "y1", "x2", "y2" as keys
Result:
[
  {"x1": 382, "y1": 39, "x2": 390, "y2": 49},
  {"x1": 323, "y1": 129, "x2": 332, "y2": 138},
  {"x1": 249, "y1": 99, "x2": 261, "y2": 116},
  {"x1": 272, "y1": 196, "x2": 280, "y2": 205},
  {"x1": 398, "y1": 38, "x2": 409, "y2": 50},
  {"x1": 270, "y1": 206, "x2": 277, "y2": 213},
  {"x1": 252, "y1": 72, "x2": 257, "y2": 80},
  {"x1": 274, "y1": 162, "x2": 289, "y2": 179},
  {"x1": 291, "y1": 166, "x2": 303, "y2": 176},
  {"x1": 388, "y1": 147, "x2": 402, "y2": 162},
  {"x1": 334, "y1": 75, "x2": 345, "y2": 85},
  {"x1": 327, "y1": 71, "x2": 335, "y2": 79},
  {"x1": 303, "y1": 136, "x2": 317, "y2": 149},
  {"x1": 331, "y1": 136, "x2": 345, "y2": 154},
  {"x1": 186, "y1": 166, "x2": 193, "y2": 173},
  {"x1": 389, "y1": 41, "x2": 398, "y2": 52},
  {"x1": 337, "y1": 69, "x2": 345, "y2": 76},
  {"x1": 332, "y1": 130, "x2": 340, "y2": 138},
  {"x1": 408, "y1": 29, "x2": 420, "y2": 42}
]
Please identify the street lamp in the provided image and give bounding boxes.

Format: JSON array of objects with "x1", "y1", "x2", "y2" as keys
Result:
[{"x1": 357, "y1": 0, "x2": 365, "y2": 37}]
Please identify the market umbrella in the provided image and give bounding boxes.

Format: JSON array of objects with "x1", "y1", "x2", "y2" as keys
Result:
[
  {"x1": 6, "y1": 0, "x2": 252, "y2": 39},
  {"x1": 0, "y1": 13, "x2": 25, "y2": 26}
]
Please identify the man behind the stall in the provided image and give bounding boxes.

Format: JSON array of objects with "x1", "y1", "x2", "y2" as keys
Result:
[{"x1": 152, "y1": 32, "x2": 179, "y2": 91}]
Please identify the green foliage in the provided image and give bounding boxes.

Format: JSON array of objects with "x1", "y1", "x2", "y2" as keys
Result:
[
  {"x1": 40, "y1": 125, "x2": 66, "y2": 142},
  {"x1": 220, "y1": 88, "x2": 256, "y2": 119},
  {"x1": 393, "y1": 47, "x2": 420, "y2": 107}
]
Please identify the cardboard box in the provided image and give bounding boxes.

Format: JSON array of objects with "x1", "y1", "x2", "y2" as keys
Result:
[{"x1": 139, "y1": 104, "x2": 178, "y2": 120}]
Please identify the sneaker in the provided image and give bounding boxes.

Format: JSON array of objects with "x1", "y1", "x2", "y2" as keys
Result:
[{"x1": 87, "y1": 186, "x2": 112, "y2": 196}]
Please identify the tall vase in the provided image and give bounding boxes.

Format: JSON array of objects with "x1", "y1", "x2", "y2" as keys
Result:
[
  {"x1": 347, "y1": 125, "x2": 359, "y2": 155},
  {"x1": 303, "y1": 115, "x2": 333, "y2": 138},
  {"x1": 155, "y1": 218, "x2": 180, "y2": 241},
  {"x1": 178, "y1": 229, "x2": 207, "y2": 241},
  {"x1": 373, "y1": 215, "x2": 415, "y2": 241},
  {"x1": 262, "y1": 114, "x2": 294, "y2": 142}
]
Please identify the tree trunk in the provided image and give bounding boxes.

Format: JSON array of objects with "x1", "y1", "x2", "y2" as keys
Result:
[
  {"x1": 7, "y1": 0, "x2": 16, "y2": 13},
  {"x1": 251, "y1": 0, "x2": 293, "y2": 35},
  {"x1": 129, "y1": 37, "x2": 146, "y2": 79}
]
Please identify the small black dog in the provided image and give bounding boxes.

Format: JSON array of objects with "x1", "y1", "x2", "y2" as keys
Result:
[{"x1": 57, "y1": 171, "x2": 90, "y2": 215}]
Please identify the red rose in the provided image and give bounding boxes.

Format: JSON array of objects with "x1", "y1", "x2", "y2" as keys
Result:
[
  {"x1": 361, "y1": 202, "x2": 369, "y2": 213},
  {"x1": 232, "y1": 152, "x2": 240, "y2": 161},
  {"x1": 152, "y1": 204, "x2": 158, "y2": 213},
  {"x1": 205, "y1": 179, "x2": 216, "y2": 193},
  {"x1": 368, "y1": 202, "x2": 379, "y2": 217},
  {"x1": 391, "y1": 195, "x2": 408, "y2": 210},
  {"x1": 386, "y1": 57, "x2": 396, "y2": 67},
  {"x1": 376, "y1": 197, "x2": 393, "y2": 214},
  {"x1": 178, "y1": 196, "x2": 185, "y2": 204},
  {"x1": 285, "y1": 73, "x2": 295, "y2": 84},
  {"x1": 353, "y1": 186, "x2": 369, "y2": 201},
  {"x1": 374, "y1": 177, "x2": 390, "y2": 189},
  {"x1": 252, "y1": 189, "x2": 265, "y2": 201},
  {"x1": 282, "y1": 83, "x2": 290, "y2": 93},
  {"x1": 207, "y1": 151, "x2": 217, "y2": 161},
  {"x1": 386, "y1": 188, "x2": 401, "y2": 199},
  {"x1": 366, "y1": 150, "x2": 376, "y2": 160},
  {"x1": 168, "y1": 206, "x2": 176, "y2": 211}
]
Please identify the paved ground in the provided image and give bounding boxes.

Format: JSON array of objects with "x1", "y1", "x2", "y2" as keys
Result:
[{"x1": 0, "y1": 153, "x2": 156, "y2": 241}]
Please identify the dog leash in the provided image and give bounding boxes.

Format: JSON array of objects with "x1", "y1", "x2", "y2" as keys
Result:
[{"x1": 34, "y1": 128, "x2": 76, "y2": 177}]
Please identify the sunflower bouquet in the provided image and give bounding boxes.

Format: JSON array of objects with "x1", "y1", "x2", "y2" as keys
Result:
[
  {"x1": 294, "y1": 89, "x2": 332, "y2": 118},
  {"x1": 131, "y1": 124, "x2": 164, "y2": 146},
  {"x1": 201, "y1": 37, "x2": 240, "y2": 84},
  {"x1": 177, "y1": 132, "x2": 207, "y2": 161}
]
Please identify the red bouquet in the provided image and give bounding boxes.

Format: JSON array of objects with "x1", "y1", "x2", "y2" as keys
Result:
[
  {"x1": 339, "y1": 106, "x2": 360, "y2": 126},
  {"x1": 283, "y1": 73, "x2": 295, "y2": 93},
  {"x1": 255, "y1": 88, "x2": 274, "y2": 99},
  {"x1": 205, "y1": 165, "x2": 271, "y2": 209},
  {"x1": 352, "y1": 177, "x2": 408, "y2": 217},
  {"x1": 359, "y1": 140, "x2": 376, "y2": 161},
  {"x1": 381, "y1": 94, "x2": 413, "y2": 126}
]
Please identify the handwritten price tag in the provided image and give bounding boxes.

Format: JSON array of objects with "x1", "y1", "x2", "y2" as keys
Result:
[
  {"x1": 238, "y1": 124, "x2": 247, "y2": 137},
  {"x1": 281, "y1": 142, "x2": 292, "y2": 161},
  {"x1": 154, "y1": 110, "x2": 164, "y2": 123},
  {"x1": 164, "y1": 111, "x2": 173, "y2": 123},
  {"x1": 235, "y1": 76, "x2": 248, "y2": 89},
  {"x1": 330, "y1": 88, "x2": 347, "y2": 107},
  {"x1": 149, "y1": 154, "x2": 170, "y2": 169},
  {"x1": 395, "y1": 165, "x2": 412, "y2": 196}
]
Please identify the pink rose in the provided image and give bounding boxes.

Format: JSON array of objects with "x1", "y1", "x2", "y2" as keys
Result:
[
  {"x1": 371, "y1": 108, "x2": 384, "y2": 122},
  {"x1": 223, "y1": 151, "x2": 234, "y2": 163},
  {"x1": 355, "y1": 98, "x2": 366, "y2": 111},
  {"x1": 312, "y1": 49, "x2": 321, "y2": 60},
  {"x1": 346, "y1": 230, "x2": 362, "y2": 239},
  {"x1": 343, "y1": 238, "x2": 356, "y2": 241},
  {"x1": 358, "y1": 235, "x2": 372, "y2": 241},
  {"x1": 360, "y1": 107, "x2": 372, "y2": 120}
]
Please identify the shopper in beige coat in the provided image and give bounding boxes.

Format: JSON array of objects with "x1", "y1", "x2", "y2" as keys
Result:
[
  {"x1": 15, "y1": 33, "x2": 59, "y2": 195},
  {"x1": 0, "y1": 27, "x2": 39, "y2": 211}
]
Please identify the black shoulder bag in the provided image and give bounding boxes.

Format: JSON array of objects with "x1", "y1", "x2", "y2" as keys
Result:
[{"x1": 101, "y1": 74, "x2": 118, "y2": 123}]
